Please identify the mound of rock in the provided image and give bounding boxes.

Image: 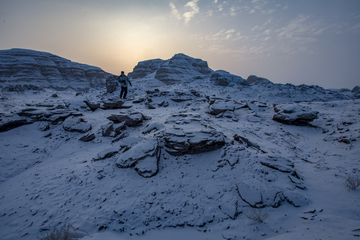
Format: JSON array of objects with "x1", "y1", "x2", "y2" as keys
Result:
[
  {"x1": 105, "y1": 75, "x2": 118, "y2": 93},
  {"x1": 107, "y1": 112, "x2": 150, "y2": 127},
  {"x1": 116, "y1": 138, "x2": 161, "y2": 178},
  {"x1": 130, "y1": 53, "x2": 213, "y2": 84},
  {"x1": 210, "y1": 70, "x2": 249, "y2": 86},
  {"x1": 273, "y1": 104, "x2": 318, "y2": 125},
  {"x1": 246, "y1": 75, "x2": 273, "y2": 85},
  {"x1": 0, "y1": 48, "x2": 111, "y2": 91},
  {"x1": 163, "y1": 112, "x2": 226, "y2": 155},
  {"x1": 63, "y1": 116, "x2": 92, "y2": 133}
]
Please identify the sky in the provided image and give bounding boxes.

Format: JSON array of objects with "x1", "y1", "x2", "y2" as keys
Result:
[{"x1": 0, "y1": 0, "x2": 360, "y2": 89}]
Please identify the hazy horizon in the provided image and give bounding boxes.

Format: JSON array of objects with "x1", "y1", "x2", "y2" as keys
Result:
[{"x1": 1, "y1": 0, "x2": 359, "y2": 89}]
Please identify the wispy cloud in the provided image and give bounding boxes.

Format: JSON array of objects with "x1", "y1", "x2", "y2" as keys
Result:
[
  {"x1": 209, "y1": 29, "x2": 238, "y2": 40},
  {"x1": 183, "y1": 0, "x2": 200, "y2": 24},
  {"x1": 169, "y1": 2, "x2": 181, "y2": 20},
  {"x1": 169, "y1": 0, "x2": 200, "y2": 24},
  {"x1": 277, "y1": 14, "x2": 323, "y2": 43}
]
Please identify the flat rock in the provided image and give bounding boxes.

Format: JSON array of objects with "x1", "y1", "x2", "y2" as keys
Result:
[
  {"x1": 163, "y1": 113, "x2": 226, "y2": 155},
  {"x1": 63, "y1": 116, "x2": 92, "y2": 133},
  {"x1": 107, "y1": 112, "x2": 148, "y2": 127},
  {"x1": 273, "y1": 104, "x2": 318, "y2": 125}
]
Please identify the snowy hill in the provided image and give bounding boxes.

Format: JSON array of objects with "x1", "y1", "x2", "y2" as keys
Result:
[
  {"x1": 0, "y1": 51, "x2": 360, "y2": 240},
  {"x1": 0, "y1": 48, "x2": 111, "y2": 91}
]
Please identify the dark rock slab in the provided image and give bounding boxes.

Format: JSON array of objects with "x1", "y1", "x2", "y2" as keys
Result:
[
  {"x1": 273, "y1": 104, "x2": 318, "y2": 125},
  {"x1": 107, "y1": 112, "x2": 149, "y2": 127},
  {"x1": 63, "y1": 116, "x2": 92, "y2": 133}
]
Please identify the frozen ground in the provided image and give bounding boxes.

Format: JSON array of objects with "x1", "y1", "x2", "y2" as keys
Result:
[{"x1": 0, "y1": 78, "x2": 359, "y2": 240}]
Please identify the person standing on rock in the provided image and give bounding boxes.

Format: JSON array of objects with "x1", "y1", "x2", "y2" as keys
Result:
[{"x1": 118, "y1": 71, "x2": 132, "y2": 99}]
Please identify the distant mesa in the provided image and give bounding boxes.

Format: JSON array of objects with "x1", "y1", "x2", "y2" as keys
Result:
[
  {"x1": 129, "y1": 53, "x2": 214, "y2": 85},
  {"x1": 0, "y1": 48, "x2": 111, "y2": 91}
]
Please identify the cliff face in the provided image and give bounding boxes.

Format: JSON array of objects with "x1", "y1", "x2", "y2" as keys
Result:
[{"x1": 0, "y1": 48, "x2": 111, "y2": 91}]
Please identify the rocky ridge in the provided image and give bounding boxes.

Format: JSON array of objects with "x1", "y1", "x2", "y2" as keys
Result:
[{"x1": 0, "y1": 48, "x2": 111, "y2": 91}]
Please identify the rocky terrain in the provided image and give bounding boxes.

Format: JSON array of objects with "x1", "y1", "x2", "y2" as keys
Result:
[{"x1": 0, "y1": 49, "x2": 360, "y2": 240}]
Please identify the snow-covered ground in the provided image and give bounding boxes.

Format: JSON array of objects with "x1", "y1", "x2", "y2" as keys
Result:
[{"x1": 0, "y1": 78, "x2": 359, "y2": 240}]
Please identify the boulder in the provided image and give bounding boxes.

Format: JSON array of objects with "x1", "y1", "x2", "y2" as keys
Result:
[
  {"x1": 106, "y1": 75, "x2": 118, "y2": 93},
  {"x1": 210, "y1": 70, "x2": 249, "y2": 86},
  {"x1": 273, "y1": 104, "x2": 318, "y2": 125},
  {"x1": 102, "y1": 101, "x2": 129, "y2": 110},
  {"x1": 63, "y1": 116, "x2": 92, "y2": 133},
  {"x1": 116, "y1": 138, "x2": 161, "y2": 178},
  {"x1": 163, "y1": 116, "x2": 226, "y2": 155},
  {"x1": 79, "y1": 132, "x2": 96, "y2": 142},
  {"x1": 83, "y1": 100, "x2": 100, "y2": 111},
  {"x1": 101, "y1": 122, "x2": 114, "y2": 137},
  {"x1": 107, "y1": 112, "x2": 149, "y2": 127}
]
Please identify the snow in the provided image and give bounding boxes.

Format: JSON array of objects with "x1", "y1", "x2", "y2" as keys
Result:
[{"x1": 0, "y1": 75, "x2": 360, "y2": 240}]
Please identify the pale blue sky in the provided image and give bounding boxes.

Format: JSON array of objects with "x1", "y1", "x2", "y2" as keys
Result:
[{"x1": 1, "y1": 0, "x2": 359, "y2": 89}]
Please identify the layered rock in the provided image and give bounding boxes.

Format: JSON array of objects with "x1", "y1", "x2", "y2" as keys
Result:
[
  {"x1": 246, "y1": 75, "x2": 273, "y2": 85},
  {"x1": 130, "y1": 53, "x2": 213, "y2": 84},
  {"x1": 273, "y1": 104, "x2": 318, "y2": 125},
  {"x1": 0, "y1": 48, "x2": 111, "y2": 91},
  {"x1": 163, "y1": 112, "x2": 226, "y2": 155},
  {"x1": 210, "y1": 70, "x2": 249, "y2": 86}
]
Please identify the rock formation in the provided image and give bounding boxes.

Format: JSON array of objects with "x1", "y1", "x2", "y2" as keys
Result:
[
  {"x1": 0, "y1": 48, "x2": 111, "y2": 91},
  {"x1": 130, "y1": 53, "x2": 213, "y2": 84},
  {"x1": 246, "y1": 75, "x2": 273, "y2": 85},
  {"x1": 210, "y1": 70, "x2": 249, "y2": 86}
]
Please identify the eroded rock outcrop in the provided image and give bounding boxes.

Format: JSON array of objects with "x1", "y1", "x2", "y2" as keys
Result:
[
  {"x1": 63, "y1": 116, "x2": 92, "y2": 133},
  {"x1": 130, "y1": 53, "x2": 213, "y2": 85},
  {"x1": 210, "y1": 70, "x2": 249, "y2": 86},
  {"x1": 273, "y1": 104, "x2": 318, "y2": 125},
  {"x1": 246, "y1": 75, "x2": 273, "y2": 85},
  {"x1": 163, "y1": 112, "x2": 226, "y2": 155},
  {"x1": 116, "y1": 138, "x2": 161, "y2": 178},
  {"x1": 0, "y1": 48, "x2": 110, "y2": 91},
  {"x1": 107, "y1": 112, "x2": 150, "y2": 127}
]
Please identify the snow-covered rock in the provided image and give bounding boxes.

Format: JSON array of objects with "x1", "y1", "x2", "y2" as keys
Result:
[
  {"x1": 130, "y1": 53, "x2": 213, "y2": 84},
  {"x1": 63, "y1": 116, "x2": 92, "y2": 133},
  {"x1": 1, "y1": 53, "x2": 360, "y2": 240},
  {"x1": 107, "y1": 112, "x2": 149, "y2": 127},
  {"x1": 210, "y1": 70, "x2": 249, "y2": 86},
  {"x1": 273, "y1": 104, "x2": 318, "y2": 125},
  {"x1": 0, "y1": 48, "x2": 111, "y2": 91},
  {"x1": 246, "y1": 75, "x2": 273, "y2": 85},
  {"x1": 105, "y1": 75, "x2": 118, "y2": 93}
]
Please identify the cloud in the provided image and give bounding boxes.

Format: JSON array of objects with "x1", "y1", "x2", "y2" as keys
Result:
[
  {"x1": 277, "y1": 14, "x2": 322, "y2": 43},
  {"x1": 169, "y1": 2, "x2": 181, "y2": 20},
  {"x1": 183, "y1": 0, "x2": 200, "y2": 24},
  {"x1": 169, "y1": 0, "x2": 200, "y2": 24}
]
